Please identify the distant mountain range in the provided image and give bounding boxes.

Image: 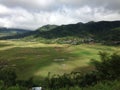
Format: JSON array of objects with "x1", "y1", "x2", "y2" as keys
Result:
[
  {"x1": 0, "y1": 27, "x2": 31, "y2": 37},
  {"x1": 0, "y1": 21, "x2": 120, "y2": 45}
]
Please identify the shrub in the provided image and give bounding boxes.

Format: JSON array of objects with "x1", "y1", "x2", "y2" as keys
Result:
[
  {"x1": 0, "y1": 68, "x2": 17, "y2": 86},
  {"x1": 91, "y1": 52, "x2": 120, "y2": 80}
]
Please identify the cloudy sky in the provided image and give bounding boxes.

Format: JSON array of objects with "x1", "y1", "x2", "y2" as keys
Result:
[{"x1": 0, "y1": 0, "x2": 120, "y2": 30}]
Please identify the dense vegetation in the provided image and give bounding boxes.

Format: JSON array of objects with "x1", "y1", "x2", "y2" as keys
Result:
[{"x1": 0, "y1": 21, "x2": 120, "y2": 45}]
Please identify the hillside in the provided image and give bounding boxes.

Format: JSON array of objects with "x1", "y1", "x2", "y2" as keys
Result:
[
  {"x1": 35, "y1": 21, "x2": 120, "y2": 38},
  {"x1": 0, "y1": 21, "x2": 120, "y2": 45}
]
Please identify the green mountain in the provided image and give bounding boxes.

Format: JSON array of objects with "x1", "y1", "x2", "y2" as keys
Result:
[
  {"x1": 0, "y1": 21, "x2": 120, "y2": 45},
  {"x1": 35, "y1": 21, "x2": 120, "y2": 39}
]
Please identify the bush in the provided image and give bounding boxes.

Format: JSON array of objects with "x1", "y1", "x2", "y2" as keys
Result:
[
  {"x1": 46, "y1": 80, "x2": 120, "y2": 90},
  {"x1": 6, "y1": 86, "x2": 20, "y2": 90},
  {"x1": 0, "y1": 68, "x2": 17, "y2": 86},
  {"x1": 0, "y1": 80, "x2": 4, "y2": 90},
  {"x1": 91, "y1": 52, "x2": 120, "y2": 80}
]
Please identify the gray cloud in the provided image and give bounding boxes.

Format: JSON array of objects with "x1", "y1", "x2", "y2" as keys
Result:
[{"x1": 0, "y1": 0, "x2": 120, "y2": 30}]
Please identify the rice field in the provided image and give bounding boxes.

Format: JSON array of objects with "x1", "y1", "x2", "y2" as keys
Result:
[{"x1": 0, "y1": 40, "x2": 119, "y2": 80}]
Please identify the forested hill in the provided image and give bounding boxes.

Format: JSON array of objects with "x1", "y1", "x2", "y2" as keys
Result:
[
  {"x1": 0, "y1": 21, "x2": 120, "y2": 45},
  {"x1": 35, "y1": 21, "x2": 120, "y2": 39}
]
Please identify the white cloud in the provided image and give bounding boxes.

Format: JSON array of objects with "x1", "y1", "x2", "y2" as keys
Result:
[
  {"x1": 0, "y1": 0, "x2": 56, "y2": 10},
  {"x1": 0, "y1": 0, "x2": 120, "y2": 30},
  {"x1": 94, "y1": 11, "x2": 120, "y2": 21},
  {"x1": 0, "y1": 4, "x2": 11, "y2": 14}
]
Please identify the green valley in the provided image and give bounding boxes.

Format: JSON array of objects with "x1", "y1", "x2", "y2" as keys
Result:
[
  {"x1": 0, "y1": 21, "x2": 120, "y2": 90},
  {"x1": 0, "y1": 40, "x2": 119, "y2": 80}
]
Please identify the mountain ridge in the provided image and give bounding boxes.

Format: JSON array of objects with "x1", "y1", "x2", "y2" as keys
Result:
[
  {"x1": 0, "y1": 27, "x2": 31, "y2": 37},
  {"x1": 0, "y1": 21, "x2": 120, "y2": 45}
]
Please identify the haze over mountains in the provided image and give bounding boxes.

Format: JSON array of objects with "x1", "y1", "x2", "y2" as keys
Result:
[
  {"x1": 0, "y1": 27, "x2": 30, "y2": 37},
  {"x1": 0, "y1": 21, "x2": 120, "y2": 45}
]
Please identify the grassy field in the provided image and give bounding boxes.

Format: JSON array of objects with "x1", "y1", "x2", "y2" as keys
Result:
[{"x1": 0, "y1": 40, "x2": 119, "y2": 80}]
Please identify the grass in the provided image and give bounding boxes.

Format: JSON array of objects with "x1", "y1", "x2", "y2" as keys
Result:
[
  {"x1": 46, "y1": 80, "x2": 120, "y2": 90},
  {"x1": 0, "y1": 40, "x2": 119, "y2": 80}
]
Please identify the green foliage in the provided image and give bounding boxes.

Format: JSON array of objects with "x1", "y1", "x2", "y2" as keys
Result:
[
  {"x1": 91, "y1": 52, "x2": 120, "y2": 80},
  {"x1": 6, "y1": 86, "x2": 21, "y2": 90},
  {"x1": 0, "y1": 80, "x2": 4, "y2": 90},
  {"x1": 0, "y1": 68, "x2": 17, "y2": 86},
  {"x1": 0, "y1": 61, "x2": 17, "y2": 86},
  {"x1": 46, "y1": 80, "x2": 120, "y2": 90},
  {"x1": 104, "y1": 27, "x2": 120, "y2": 45},
  {"x1": 36, "y1": 25, "x2": 58, "y2": 32}
]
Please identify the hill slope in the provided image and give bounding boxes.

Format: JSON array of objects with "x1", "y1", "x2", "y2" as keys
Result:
[{"x1": 0, "y1": 21, "x2": 120, "y2": 44}]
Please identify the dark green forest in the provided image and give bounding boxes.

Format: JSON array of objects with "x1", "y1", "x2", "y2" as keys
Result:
[{"x1": 0, "y1": 21, "x2": 120, "y2": 45}]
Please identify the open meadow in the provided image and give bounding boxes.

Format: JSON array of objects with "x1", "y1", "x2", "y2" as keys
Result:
[{"x1": 0, "y1": 40, "x2": 119, "y2": 80}]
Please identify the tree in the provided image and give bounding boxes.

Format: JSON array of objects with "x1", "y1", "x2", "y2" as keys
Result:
[
  {"x1": 91, "y1": 52, "x2": 120, "y2": 80},
  {"x1": 0, "y1": 60, "x2": 17, "y2": 86}
]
